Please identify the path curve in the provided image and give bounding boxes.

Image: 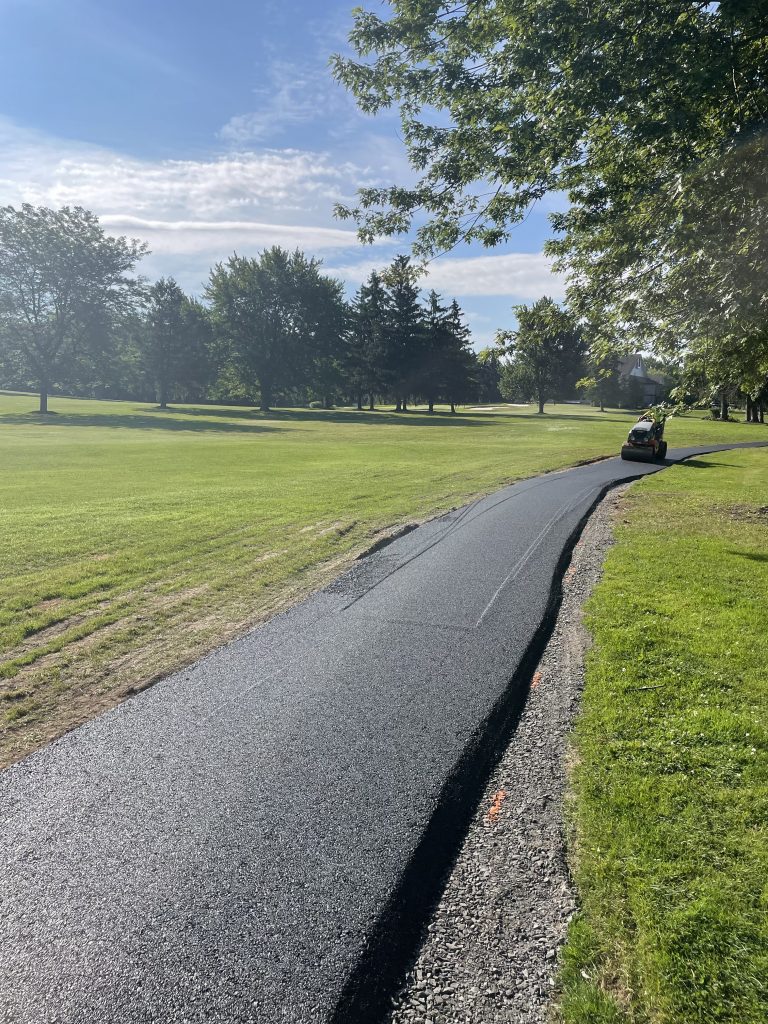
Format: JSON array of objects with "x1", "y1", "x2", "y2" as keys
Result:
[{"x1": 1, "y1": 442, "x2": 764, "y2": 1024}]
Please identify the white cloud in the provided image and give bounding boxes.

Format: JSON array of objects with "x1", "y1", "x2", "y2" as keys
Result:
[
  {"x1": 100, "y1": 216, "x2": 359, "y2": 255},
  {"x1": 424, "y1": 252, "x2": 566, "y2": 299},
  {"x1": 0, "y1": 117, "x2": 376, "y2": 290},
  {"x1": 332, "y1": 252, "x2": 566, "y2": 300},
  {"x1": 0, "y1": 117, "x2": 364, "y2": 218},
  {"x1": 0, "y1": 117, "x2": 563, "y2": 306}
]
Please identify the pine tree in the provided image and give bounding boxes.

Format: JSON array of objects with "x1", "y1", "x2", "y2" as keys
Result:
[
  {"x1": 382, "y1": 255, "x2": 424, "y2": 411},
  {"x1": 442, "y1": 299, "x2": 475, "y2": 413},
  {"x1": 421, "y1": 290, "x2": 451, "y2": 413},
  {"x1": 348, "y1": 271, "x2": 389, "y2": 410}
]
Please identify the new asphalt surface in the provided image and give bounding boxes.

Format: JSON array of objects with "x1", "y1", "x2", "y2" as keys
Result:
[{"x1": 1, "y1": 443, "x2": 764, "y2": 1024}]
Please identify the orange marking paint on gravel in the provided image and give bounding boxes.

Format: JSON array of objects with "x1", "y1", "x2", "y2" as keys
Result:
[
  {"x1": 531, "y1": 671, "x2": 543, "y2": 689},
  {"x1": 486, "y1": 789, "x2": 507, "y2": 824}
]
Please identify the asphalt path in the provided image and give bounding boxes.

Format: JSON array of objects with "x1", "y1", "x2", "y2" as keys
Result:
[{"x1": 1, "y1": 442, "x2": 765, "y2": 1024}]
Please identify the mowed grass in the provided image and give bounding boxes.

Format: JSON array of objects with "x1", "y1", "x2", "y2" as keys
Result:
[
  {"x1": 559, "y1": 448, "x2": 768, "y2": 1024},
  {"x1": 0, "y1": 392, "x2": 764, "y2": 767}
]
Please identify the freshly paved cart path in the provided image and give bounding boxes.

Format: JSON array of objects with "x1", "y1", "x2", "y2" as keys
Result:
[{"x1": 1, "y1": 443, "x2": 764, "y2": 1024}]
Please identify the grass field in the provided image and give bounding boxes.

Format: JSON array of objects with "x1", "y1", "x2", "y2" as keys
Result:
[
  {"x1": 1, "y1": 391, "x2": 765, "y2": 768},
  {"x1": 559, "y1": 447, "x2": 768, "y2": 1024}
]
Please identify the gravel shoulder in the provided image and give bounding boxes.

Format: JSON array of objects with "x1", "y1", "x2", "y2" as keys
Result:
[{"x1": 387, "y1": 483, "x2": 631, "y2": 1024}]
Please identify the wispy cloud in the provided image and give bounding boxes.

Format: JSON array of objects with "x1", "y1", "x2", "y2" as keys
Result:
[
  {"x1": 331, "y1": 252, "x2": 566, "y2": 300},
  {"x1": 0, "y1": 117, "x2": 367, "y2": 213},
  {"x1": 100, "y1": 216, "x2": 359, "y2": 254},
  {"x1": 220, "y1": 59, "x2": 352, "y2": 146}
]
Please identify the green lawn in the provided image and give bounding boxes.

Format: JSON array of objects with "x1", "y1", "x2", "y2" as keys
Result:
[
  {"x1": 0, "y1": 392, "x2": 764, "y2": 767},
  {"x1": 559, "y1": 447, "x2": 768, "y2": 1024}
]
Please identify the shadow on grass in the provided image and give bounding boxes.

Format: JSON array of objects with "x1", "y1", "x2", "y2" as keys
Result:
[
  {"x1": 727, "y1": 549, "x2": 768, "y2": 563},
  {"x1": 0, "y1": 410, "x2": 284, "y2": 435},
  {"x1": 249, "y1": 406, "x2": 636, "y2": 427},
  {"x1": 0, "y1": 400, "x2": 642, "y2": 432},
  {"x1": 263, "y1": 407, "x2": 487, "y2": 427},
  {"x1": 678, "y1": 458, "x2": 731, "y2": 470},
  {"x1": 502, "y1": 410, "x2": 636, "y2": 423}
]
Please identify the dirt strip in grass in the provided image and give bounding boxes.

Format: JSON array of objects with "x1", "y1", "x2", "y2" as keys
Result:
[{"x1": 558, "y1": 448, "x2": 768, "y2": 1024}]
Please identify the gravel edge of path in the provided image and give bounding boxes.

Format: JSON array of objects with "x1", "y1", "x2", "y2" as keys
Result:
[{"x1": 386, "y1": 483, "x2": 630, "y2": 1024}]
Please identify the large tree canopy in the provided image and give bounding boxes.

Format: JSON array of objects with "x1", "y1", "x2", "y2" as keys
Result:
[
  {"x1": 333, "y1": 1, "x2": 768, "y2": 356},
  {"x1": 0, "y1": 204, "x2": 147, "y2": 412},
  {"x1": 207, "y1": 247, "x2": 347, "y2": 412}
]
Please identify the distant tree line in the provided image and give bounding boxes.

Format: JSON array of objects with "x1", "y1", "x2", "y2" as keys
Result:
[
  {"x1": 0, "y1": 204, "x2": 477, "y2": 414},
  {"x1": 1, "y1": 203, "x2": 763, "y2": 421}
]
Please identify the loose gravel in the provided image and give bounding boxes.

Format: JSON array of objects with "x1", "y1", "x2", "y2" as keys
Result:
[{"x1": 387, "y1": 484, "x2": 630, "y2": 1024}]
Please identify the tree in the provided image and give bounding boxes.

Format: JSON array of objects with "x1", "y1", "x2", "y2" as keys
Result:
[
  {"x1": 207, "y1": 247, "x2": 334, "y2": 412},
  {"x1": 577, "y1": 346, "x2": 624, "y2": 413},
  {"x1": 498, "y1": 298, "x2": 584, "y2": 414},
  {"x1": 177, "y1": 297, "x2": 216, "y2": 403},
  {"x1": 0, "y1": 204, "x2": 146, "y2": 412},
  {"x1": 476, "y1": 347, "x2": 503, "y2": 403},
  {"x1": 420, "y1": 289, "x2": 451, "y2": 413},
  {"x1": 348, "y1": 271, "x2": 390, "y2": 410},
  {"x1": 143, "y1": 278, "x2": 186, "y2": 409},
  {"x1": 442, "y1": 299, "x2": 475, "y2": 413},
  {"x1": 499, "y1": 359, "x2": 537, "y2": 405},
  {"x1": 306, "y1": 275, "x2": 348, "y2": 409},
  {"x1": 140, "y1": 281, "x2": 215, "y2": 408},
  {"x1": 381, "y1": 255, "x2": 425, "y2": 411},
  {"x1": 333, "y1": 3, "x2": 768, "y2": 388}
]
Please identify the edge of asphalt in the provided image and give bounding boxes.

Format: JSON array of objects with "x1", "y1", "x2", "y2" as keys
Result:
[
  {"x1": 331, "y1": 474, "x2": 636, "y2": 1023},
  {"x1": 329, "y1": 442, "x2": 767, "y2": 1023}
]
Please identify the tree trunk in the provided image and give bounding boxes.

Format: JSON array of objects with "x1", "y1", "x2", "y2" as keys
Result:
[
  {"x1": 538, "y1": 392, "x2": 545, "y2": 414},
  {"x1": 395, "y1": 399, "x2": 401, "y2": 412},
  {"x1": 746, "y1": 395, "x2": 753, "y2": 422},
  {"x1": 760, "y1": 403, "x2": 765, "y2": 424},
  {"x1": 450, "y1": 401, "x2": 456, "y2": 414},
  {"x1": 428, "y1": 400, "x2": 434, "y2": 414},
  {"x1": 260, "y1": 380, "x2": 272, "y2": 412},
  {"x1": 368, "y1": 393, "x2": 375, "y2": 411},
  {"x1": 356, "y1": 393, "x2": 363, "y2": 411},
  {"x1": 39, "y1": 382, "x2": 49, "y2": 414},
  {"x1": 720, "y1": 393, "x2": 729, "y2": 421},
  {"x1": 402, "y1": 399, "x2": 409, "y2": 412}
]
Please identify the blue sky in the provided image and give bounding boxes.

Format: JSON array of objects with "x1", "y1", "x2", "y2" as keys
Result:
[{"x1": 0, "y1": 0, "x2": 564, "y2": 348}]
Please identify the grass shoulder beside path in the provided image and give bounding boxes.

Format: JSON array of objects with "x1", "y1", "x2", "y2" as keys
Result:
[
  {"x1": 1, "y1": 393, "x2": 764, "y2": 769},
  {"x1": 559, "y1": 448, "x2": 768, "y2": 1024}
]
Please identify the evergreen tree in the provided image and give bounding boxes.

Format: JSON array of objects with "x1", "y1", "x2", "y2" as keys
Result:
[
  {"x1": 306, "y1": 275, "x2": 348, "y2": 409},
  {"x1": 476, "y1": 348, "x2": 503, "y2": 403},
  {"x1": 421, "y1": 290, "x2": 451, "y2": 413},
  {"x1": 348, "y1": 271, "x2": 389, "y2": 410},
  {"x1": 442, "y1": 299, "x2": 476, "y2": 413},
  {"x1": 382, "y1": 255, "x2": 424, "y2": 411}
]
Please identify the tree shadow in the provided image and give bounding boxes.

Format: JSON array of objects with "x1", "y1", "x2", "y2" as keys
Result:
[
  {"x1": 0, "y1": 410, "x2": 284, "y2": 435},
  {"x1": 726, "y1": 549, "x2": 768, "y2": 563},
  {"x1": 263, "y1": 407, "x2": 486, "y2": 427}
]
